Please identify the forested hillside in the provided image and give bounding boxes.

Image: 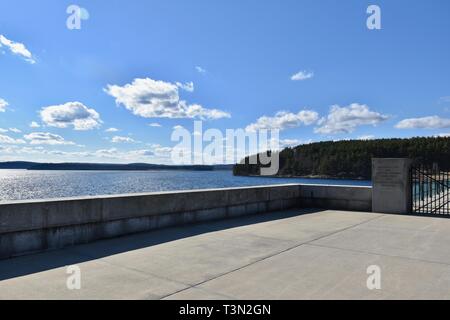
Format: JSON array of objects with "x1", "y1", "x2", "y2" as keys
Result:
[{"x1": 233, "y1": 137, "x2": 450, "y2": 180}]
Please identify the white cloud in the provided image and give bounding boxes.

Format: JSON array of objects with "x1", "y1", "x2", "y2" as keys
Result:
[
  {"x1": 29, "y1": 121, "x2": 40, "y2": 128},
  {"x1": 129, "y1": 149, "x2": 155, "y2": 157},
  {"x1": 315, "y1": 103, "x2": 389, "y2": 134},
  {"x1": 46, "y1": 150, "x2": 90, "y2": 157},
  {"x1": 9, "y1": 128, "x2": 21, "y2": 133},
  {"x1": 358, "y1": 135, "x2": 376, "y2": 140},
  {"x1": 264, "y1": 138, "x2": 313, "y2": 151},
  {"x1": 0, "y1": 98, "x2": 9, "y2": 112},
  {"x1": 395, "y1": 116, "x2": 450, "y2": 129},
  {"x1": 94, "y1": 145, "x2": 171, "y2": 160},
  {"x1": 0, "y1": 134, "x2": 26, "y2": 144},
  {"x1": 24, "y1": 132, "x2": 75, "y2": 145},
  {"x1": 40, "y1": 102, "x2": 102, "y2": 130},
  {"x1": 0, "y1": 144, "x2": 174, "y2": 163},
  {"x1": 105, "y1": 127, "x2": 119, "y2": 132},
  {"x1": 104, "y1": 77, "x2": 230, "y2": 120},
  {"x1": 436, "y1": 133, "x2": 450, "y2": 137},
  {"x1": 195, "y1": 66, "x2": 206, "y2": 74},
  {"x1": 95, "y1": 148, "x2": 119, "y2": 157},
  {"x1": 246, "y1": 110, "x2": 319, "y2": 132},
  {"x1": 152, "y1": 146, "x2": 172, "y2": 156},
  {"x1": 176, "y1": 81, "x2": 194, "y2": 92},
  {"x1": 278, "y1": 138, "x2": 301, "y2": 147},
  {"x1": 111, "y1": 135, "x2": 135, "y2": 143},
  {"x1": 144, "y1": 144, "x2": 172, "y2": 157},
  {"x1": 0, "y1": 128, "x2": 8, "y2": 133},
  {"x1": 149, "y1": 122, "x2": 162, "y2": 127},
  {"x1": 0, "y1": 34, "x2": 35, "y2": 64},
  {"x1": 291, "y1": 70, "x2": 314, "y2": 81},
  {"x1": 271, "y1": 138, "x2": 301, "y2": 149}
]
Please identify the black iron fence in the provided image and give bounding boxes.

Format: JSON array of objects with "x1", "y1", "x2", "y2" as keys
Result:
[{"x1": 410, "y1": 164, "x2": 450, "y2": 214}]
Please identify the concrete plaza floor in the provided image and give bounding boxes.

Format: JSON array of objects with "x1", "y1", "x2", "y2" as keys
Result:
[{"x1": 2, "y1": 208, "x2": 450, "y2": 299}]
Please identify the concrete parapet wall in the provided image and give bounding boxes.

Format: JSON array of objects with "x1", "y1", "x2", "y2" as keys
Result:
[
  {"x1": 298, "y1": 184, "x2": 372, "y2": 212},
  {"x1": 0, "y1": 184, "x2": 301, "y2": 259},
  {"x1": 0, "y1": 183, "x2": 372, "y2": 259}
]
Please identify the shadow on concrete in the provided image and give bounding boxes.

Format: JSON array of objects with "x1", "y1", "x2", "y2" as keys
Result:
[
  {"x1": 406, "y1": 212, "x2": 450, "y2": 219},
  {"x1": 0, "y1": 208, "x2": 322, "y2": 281}
]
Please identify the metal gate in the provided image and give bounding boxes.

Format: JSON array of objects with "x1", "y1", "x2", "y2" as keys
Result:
[{"x1": 411, "y1": 164, "x2": 450, "y2": 214}]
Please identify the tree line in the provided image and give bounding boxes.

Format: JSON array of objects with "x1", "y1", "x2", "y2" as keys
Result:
[{"x1": 233, "y1": 137, "x2": 450, "y2": 180}]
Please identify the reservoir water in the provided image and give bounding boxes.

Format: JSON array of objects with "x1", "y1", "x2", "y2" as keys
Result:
[{"x1": 0, "y1": 169, "x2": 371, "y2": 202}]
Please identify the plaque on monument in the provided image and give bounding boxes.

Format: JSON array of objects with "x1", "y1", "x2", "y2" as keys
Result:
[{"x1": 372, "y1": 158, "x2": 412, "y2": 214}]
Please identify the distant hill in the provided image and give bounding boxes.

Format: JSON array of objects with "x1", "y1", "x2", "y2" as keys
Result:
[
  {"x1": 233, "y1": 137, "x2": 450, "y2": 180},
  {"x1": 0, "y1": 161, "x2": 233, "y2": 171},
  {"x1": 0, "y1": 161, "x2": 37, "y2": 169}
]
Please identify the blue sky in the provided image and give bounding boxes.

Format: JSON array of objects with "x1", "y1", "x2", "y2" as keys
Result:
[{"x1": 0, "y1": 0, "x2": 450, "y2": 164}]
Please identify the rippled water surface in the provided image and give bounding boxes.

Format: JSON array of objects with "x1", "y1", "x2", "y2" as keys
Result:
[{"x1": 0, "y1": 169, "x2": 371, "y2": 202}]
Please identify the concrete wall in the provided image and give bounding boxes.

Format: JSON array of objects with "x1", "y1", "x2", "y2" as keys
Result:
[
  {"x1": 299, "y1": 184, "x2": 372, "y2": 212},
  {"x1": 0, "y1": 183, "x2": 372, "y2": 259}
]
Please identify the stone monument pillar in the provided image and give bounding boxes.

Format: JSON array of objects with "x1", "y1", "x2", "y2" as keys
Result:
[{"x1": 372, "y1": 158, "x2": 412, "y2": 214}]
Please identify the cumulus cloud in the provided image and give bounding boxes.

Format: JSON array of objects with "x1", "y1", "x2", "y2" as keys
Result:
[
  {"x1": 94, "y1": 145, "x2": 171, "y2": 160},
  {"x1": 105, "y1": 127, "x2": 119, "y2": 132},
  {"x1": 291, "y1": 70, "x2": 314, "y2": 81},
  {"x1": 176, "y1": 81, "x2": 194, "y2": 92},
  {"x1": 395, "y1": 116, "x2": 450, "y2": 129},
  {"x1": 95, "y1": 148, "x2": 119, "y2": 157},
  {"x1": 24, "y1": 132, "x2": 75, "y2": 145},
  {"x1": 29, "y1": 121, "x2": 40, "y2": 128},
  {"x1": 152, "y1": 146, "x2": 172, "y2": 156},
  {"x1": 266, "y1": 138, "x2": 302, "y2": 150},
  {"x1": 314, "y1": 103, "x2": 389, "y2": 134},
  {"x1": 0, "y1": 134, "x2": 25, "y2": 144},
  {"x1": 149, "y1": 122, "x2": 162, "y2": 127},
  {"x1": 0, "y1": 34, "x2": 35, "y2": 64},
  {"x1": 9, "y1": 128, "x2": 21, "y2": 133},
  {"x1": 111, "y1": 135, "x2": 135, "y2": 143},
  {"x1": 104, "y1": 77, "x2": 230, "y2": 120},
  {"x1": 245, "y1": 110, "x2": 319, "y2": 132},
  {"x1": 0, "y1": 144, "x2": 173, "y2": 163},
  {"x1": 0, "y1": 128, "x2": 8, "y2": 133},
  {"x1": 0, "y1": 146, "x2": 91, "y2": 159},
  {"x1": 40, "y1": 102, "x2": 102, "y2": 130},
  {"x1": 0, "y1": 98, "x2": 9, "y2": 112}
]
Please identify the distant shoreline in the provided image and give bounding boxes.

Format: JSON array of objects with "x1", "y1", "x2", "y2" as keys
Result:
[
  {"x1": 0, "y1": 161, "x2": 233, "y2": 171},
  {"x1": 237, "y1": 174, "x2": 370, "y2": 181}
]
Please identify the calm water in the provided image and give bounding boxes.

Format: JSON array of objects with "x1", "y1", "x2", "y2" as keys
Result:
[{"x1": 0, "y1": 169, "x2": 371, "y2": 202}]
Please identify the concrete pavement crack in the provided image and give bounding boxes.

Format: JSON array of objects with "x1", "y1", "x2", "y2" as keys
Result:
[{"x1": 159, "y1": 213, "x2": 385, "y2": 299}]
